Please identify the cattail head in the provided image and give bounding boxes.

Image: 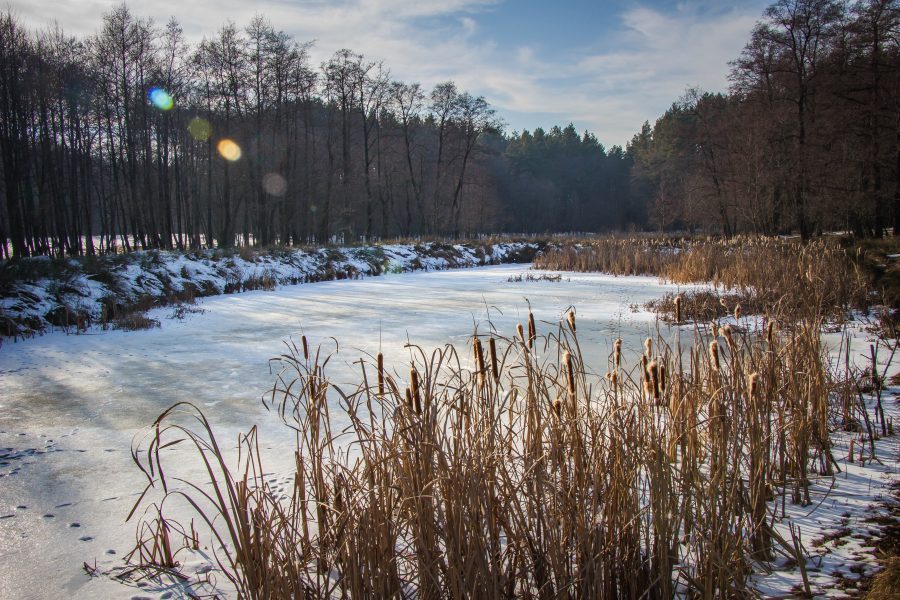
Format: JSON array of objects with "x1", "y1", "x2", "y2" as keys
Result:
[
  {"x1": 551, "y1": 397, "x2": 562, "y2": 418},
  {"x1": 711, "y1": 322, "x2": 719, "y2": 338},
  {"x1": 564, "y1": 351, "x2": 576, "y2": 397},
  {"x1": 709, "y1": 341, "x2": 720, "y2": 371},
  {"x1": 648, "y1": 359, "x2": 661, "y2": 402},
  {"x1": 517, "y1": 323, "x2": 526, "y2": 345},
  {"x1": 410, "y1": 368, "x2": 422, "y2": 415},
  {"x1": 527, "y1": 312, "x2": 536, "y2": 349},
  {"x1": 301, "y1": 335, "x2": 309, "y2": 361},
  {"x1": 473, "y1": 337, "x2": 486, "y2": 386},
  {"x1": 748, "y1": 371, "x2": 758, "y2": 400},
  {"x1": 567, "y1": 310, "x2": 576, "y2": 333},
  {"x1": 766, "y1": 320, "x2": 776, "y2": 346},
  {"x1": 659, "y1": 362, "x2": 667, "y2": 395},
  {"x1": 488, "y1": 337, "x2": 499, "y2": 380},
  {"x1": 644, "y1": 337, "x2": 652, "y2": 359},
  {"x1": 614, "y1": 338, "x2": 622, "y2": 369},
  {"x1": 606, "y1": 371, "x2": 619, "y2": 386},
  {"x1": 674, "y1": 295, "x2": 682, "y2": 323},
  {"x1": 734, "y1": 304, "x2": 742, "y2": 321},
  {"x1": 720, "y1": 324, "x2": 734, "y2": 348},
  {"x1": 377, "y1": 352, "x2": 385, "y2": 398}
]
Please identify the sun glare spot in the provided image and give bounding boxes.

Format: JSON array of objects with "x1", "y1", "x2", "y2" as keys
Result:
[
  {"x1": 262, "y1": 173, "x2": 287, "y2": 196},
  {"x1": 148, "y1": 87, "x2": 174, "y2": 111},
  {"x1": 187, "y1": 117, "x2": 212, "y2": 141},
  {"x1": 217, "y1": 139, "x2": 242, "y2": 161}
]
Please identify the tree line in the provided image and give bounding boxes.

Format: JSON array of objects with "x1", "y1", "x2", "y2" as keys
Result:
[
  {"x1": 0, "y1": 0, "x2": 897, "y2": 259},
  {"x1": 0, "y1": 5, "x2": 637, "y2": 259},
  {"x1": 628, "y1": 0, "x2": 899, "y2": 238}
]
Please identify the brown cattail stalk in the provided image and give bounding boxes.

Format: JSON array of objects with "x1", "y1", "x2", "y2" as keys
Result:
[
  {"x1": 410, "y1": 368, "x2": 422, "y2": 415},
  {"x1": 377, "y1": 352, "x2": 385, "y2": 398},
  {"x1": 517, "y1": 323, "x2": 526, "y2": 346},
  {"x1": 648, "y1": 359, "x2": 661, "y2": 404},
  {"x1": 564, "y1": 351, "x2": 576, "y2": 400},
  {"x1": 709, "y1": 341, "x2": 720, "y2": 371},
  {"x1": 567, "y1": 310, "x2": 576, "y2": 333},
  {"x1": 614, "y1": 338, "x2": 622, "y2": 369},
  {"x1": 302, "y1": 335, "x2": 309, "y2": 361},
  {"x1": 488, "y1": 337, "x2": 499, "y2": 381},
  {"x1": 473, "y1": 337, "x2": 486, "y2": 386},
  {"x1": 527, "y1": 312, "x2": 536, "y2": 349}
]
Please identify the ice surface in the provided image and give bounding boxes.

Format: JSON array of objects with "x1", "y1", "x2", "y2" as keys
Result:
[{"x1": 0, "y1": 264, "x2": 896, "y2": 599}]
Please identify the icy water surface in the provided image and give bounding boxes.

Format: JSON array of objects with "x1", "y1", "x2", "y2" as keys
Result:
[{"x1": 0, "y1": 264, "x2": 694, "y2": 599}]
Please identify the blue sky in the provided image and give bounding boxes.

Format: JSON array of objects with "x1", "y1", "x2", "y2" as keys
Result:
[{"x1": 11, "y1": 0, "x2": 771, "y2": 146}]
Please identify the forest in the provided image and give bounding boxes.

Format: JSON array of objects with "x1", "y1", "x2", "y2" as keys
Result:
[{"x1": 0, "y1": 0, "x2": 897, "y2": 258}]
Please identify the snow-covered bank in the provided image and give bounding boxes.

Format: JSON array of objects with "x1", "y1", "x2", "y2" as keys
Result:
[{"x1": 0, "y1": 241, "x2": 542, "y2": 339}]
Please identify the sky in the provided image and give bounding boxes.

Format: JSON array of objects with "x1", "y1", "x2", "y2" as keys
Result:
[{"x1": 9, "y1": 0, "x2": 771, "y2": 147}]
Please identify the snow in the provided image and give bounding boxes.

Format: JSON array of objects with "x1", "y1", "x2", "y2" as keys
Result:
[
  {"x1": 0, "y1": 241, "x2": 540, "y2": 337},
  {"x1": 0, "y1": 264, "x2": 897, "y2": 599}
]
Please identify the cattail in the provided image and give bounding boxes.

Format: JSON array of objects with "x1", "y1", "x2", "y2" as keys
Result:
[
  {"x1": 614, "y1": 338, "x2": 622, "y2": 369},
  {"x1": 659, "y1": 361, "x2": 667, "y2": 395},
  {"x1": 517, "y1": 323, "x2": 526, "y2": 345},
  {"x1": 644, "y1": 337, "x2": 652, "y2": 359},
  {"x1": 473, "y1": 337, "x2": 486, "y2": 386},
  {"x1": 410, "y1": 368, "x2": 422, "y2": 415},
  {"x1": 709, "y1": 341, "x2": 720, "y2": 371},
  {"x1": 488, "y1": 337, "x2": 499, "y2": 380},
  {"x1": 674, "y1": 295, "x2": 682, "y2": 323},
  {"x1": 567, "y1": 310, "x2": 576, "y2": 333},
  {"x1": 766, "y1": 320, "x2": 776, "y2": 346},
  {"x1": 377, "y1": 352, "x2": 385, "y2": 398},
  {"x1": 648, "y1": 359, "x2": 661, "y2": 403},
  {"x1": 301, "y1": 335, "x2": 309, "y2": 361},
  {"x1": 712, "y1": 322, "x2": 719, "y2": 338},
  {"x1": 734, "y1": 303, "x2": 742, "y2": 321},
  {"x1": 720, "y1": 324, "x2": 734, "y2": 349},
  {"x1": 748, "y1": 371, "x2": 758, "y2": 402},
  {"x1": 551, "y1": 397, "x2": 562, "y2": 417},
  {"x1": 405, "y1": 387, "x2": 414, "y2": 412},
  {"x1": 527, "y1": 312, "x2": 536, "y2": 348},
  {"x1": 719, "y1": 297, "x2": 728, "y2": 310},
  {"x1": 564, "y1": 351, "x2": 576, "y2": 398},
  {"x1": 606, "y1": 371, "x2": 619, "y2": 386}
]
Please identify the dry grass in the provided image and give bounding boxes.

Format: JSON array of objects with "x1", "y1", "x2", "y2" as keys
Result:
[
  {"x1": 126, "y1": 302, "x2": 866, "y2": 598},
  {"x1": 534, "y1": 236, "x2": 869, "y2": 323}
]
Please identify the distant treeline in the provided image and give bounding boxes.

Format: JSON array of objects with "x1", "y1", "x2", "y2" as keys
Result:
[
  {"x1": 0, "y1": 0, "x2": 897, "y2": 258},
  {"x1": 629, "y1": 0, "x2": 899, "y2": 239}
]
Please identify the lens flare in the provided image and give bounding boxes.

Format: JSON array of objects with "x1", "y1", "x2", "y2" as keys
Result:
[
  {"x1": 217, "y1": 139, "x2": 242, "y2": 161},
  {"x1": 262, "y1": 173, "x2": 287, "y2": 196},
  {"x1": 187, "y1": 117, "x2": 212, "y2": 141},
  {"x1": 148, "y1": 87, "x2": 174, "y2": 111}
]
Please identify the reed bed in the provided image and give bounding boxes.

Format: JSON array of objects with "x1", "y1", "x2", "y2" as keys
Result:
[
  {"x1": 533, "y1": 236, "x2": 869, "y2": 323},
  {"x1": 127, "y1": 306, "x2": 868, "y2": 599}
]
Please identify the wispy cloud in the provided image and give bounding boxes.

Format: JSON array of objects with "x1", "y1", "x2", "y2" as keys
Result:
[{"x1": 8, "y1": 0, "x2": 766, "y2": 146}]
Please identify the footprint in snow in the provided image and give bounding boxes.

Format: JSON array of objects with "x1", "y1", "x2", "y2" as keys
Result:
[
  {"x1": 78, "y1": 536, "x2": 93, "y2": 542},
  {"x1": 69, "y1": 522, "x2": 80, "y2": 528}
]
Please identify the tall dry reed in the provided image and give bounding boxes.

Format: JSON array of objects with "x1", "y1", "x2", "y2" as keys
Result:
[{"x1": 128, "y1": 306, "x2": 859, "y2": 598}]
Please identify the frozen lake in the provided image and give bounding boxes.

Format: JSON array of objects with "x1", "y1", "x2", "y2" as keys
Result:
[{"x1": 0, "y1": 264, "x2": 693, "y2": 599}]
